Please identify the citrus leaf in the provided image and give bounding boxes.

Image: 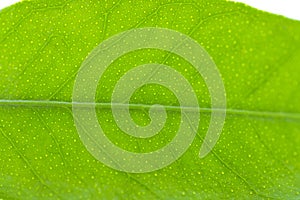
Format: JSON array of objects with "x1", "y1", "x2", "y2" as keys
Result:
[{"x1": 0, "y1": 0, "x2": 300, "y2": 199}]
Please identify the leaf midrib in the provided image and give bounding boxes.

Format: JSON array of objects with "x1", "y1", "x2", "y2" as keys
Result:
[{"x1": 0, "y1": 99, "x2": 299, "y2": 120}]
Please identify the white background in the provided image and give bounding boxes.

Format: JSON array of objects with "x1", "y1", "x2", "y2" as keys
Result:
[
  {"x1": 232, "y1": 0, "x2": 300, "y2": 20},
  {"x1": 0, "y1": 0, "x2": 300, "y2": 20},
  {"x1": 0, "y1": 0, "x2": 20, "y2": 11}
]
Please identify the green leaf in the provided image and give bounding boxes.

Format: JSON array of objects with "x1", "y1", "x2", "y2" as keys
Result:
[{"x1": 1, "y1": 0, "x2": 300, "y2": 199}]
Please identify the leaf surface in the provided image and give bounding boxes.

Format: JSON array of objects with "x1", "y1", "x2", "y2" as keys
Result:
[{"x1": 0, "y1": 0, "x2": 300, "y2": 199}]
